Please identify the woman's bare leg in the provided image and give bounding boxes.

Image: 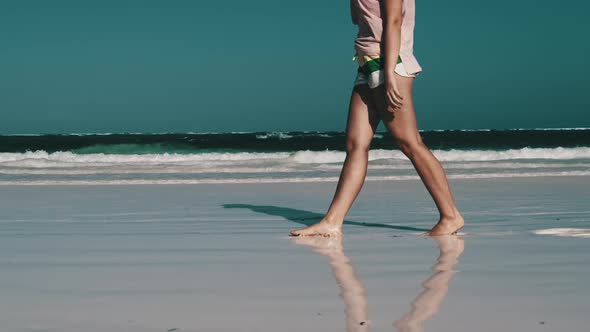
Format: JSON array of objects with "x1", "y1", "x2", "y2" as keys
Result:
[
  {"x1": 371, "y1": 74, "x2": 464, "y2": 236},
  {"x1": 290, "y1": 85, "x2": 381, "y2": 236}
]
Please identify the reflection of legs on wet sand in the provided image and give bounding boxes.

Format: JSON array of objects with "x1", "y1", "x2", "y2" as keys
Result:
[
  {"x1": 291, "y1": 237, "x2": 370, "y2": 332},
  {"x1": 291, "y1": 236, "x2": 464, "y2": 332},
  {"x1": 394, "y1": 236, "x2": 465, "y2": 332}
]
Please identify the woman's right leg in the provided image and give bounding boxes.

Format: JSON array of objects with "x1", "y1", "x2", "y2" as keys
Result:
[
  {"x1": 290, "y1": 84, "x2": 381, "y2": 236},
  {"x1": 370, "y1": 74, "x2": 464, "y2": 235}
]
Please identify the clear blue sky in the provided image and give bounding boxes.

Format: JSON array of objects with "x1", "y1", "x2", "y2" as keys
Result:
[{"x1": 1, "y1": 0, "x2": 588, "y2": 134}]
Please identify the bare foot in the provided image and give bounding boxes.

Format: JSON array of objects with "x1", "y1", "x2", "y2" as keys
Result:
[
  {"x1": 289, "y1": 218, "x2": 342, "y2": 237},
  {"x1": 290, "y1": 236, "x2": 343, "y2": 256},
  {"x1": 425, "y1": 213, "x2": 465, "y2": 236}
]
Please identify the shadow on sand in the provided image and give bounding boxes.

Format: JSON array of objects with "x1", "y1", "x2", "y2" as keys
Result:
[{"x1": 223, "y1": 204, "x2": 429, "y2": 232}]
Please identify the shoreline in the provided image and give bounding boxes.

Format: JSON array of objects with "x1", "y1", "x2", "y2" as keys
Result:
[{"x1": 1, "y1": 173, "x2": 589, "y2": 186}]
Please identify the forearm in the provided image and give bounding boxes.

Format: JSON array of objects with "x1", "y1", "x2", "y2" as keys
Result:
[
  {"x1": 383, "y1": 24, "x2": 402, "y2": 76},
  {"x1": 383, "y1": 0, "x2": 403, "y2": 77}
]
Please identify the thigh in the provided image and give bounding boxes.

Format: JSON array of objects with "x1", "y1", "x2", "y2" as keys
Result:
[
  {"x1": 346, "y1": 84, "x2": 382, "y2": 147},
  {"x1": 370, "y1": 74, "x2": 422, "y2": 143}
]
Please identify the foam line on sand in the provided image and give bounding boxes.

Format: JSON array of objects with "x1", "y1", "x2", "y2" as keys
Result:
[{"x1": 532, "y1": 228, "x2": 590, "y2": 238}]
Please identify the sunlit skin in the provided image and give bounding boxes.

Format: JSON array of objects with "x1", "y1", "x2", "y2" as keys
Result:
[{"x1": 290, "y1": 0, "x2": 464, "y2": 237}]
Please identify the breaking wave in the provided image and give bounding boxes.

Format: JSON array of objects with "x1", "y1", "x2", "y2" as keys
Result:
[
  {"x1": 1, "y1": 147, "x2": 589, "y2": 167},
  {"x1": 1, "y1": 146, "x2": 588, "y2": 185}
]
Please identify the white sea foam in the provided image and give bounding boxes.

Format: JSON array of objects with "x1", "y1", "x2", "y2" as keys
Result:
[
  {"x1": 1, "y1": 170, "x2": 589, "y2": 185},
  {"x1": 1, "y1": 147, "x2": 589, "y2": 168},
  {"x1": 293, "y1": 147, "x2": 590, "y2": 164},
  {"x1": 532, "y1": 228, "x2": 590, "y2": 238},
  {"x1": 317, "y1": 162, "x2": 590, "y2": 171},
  {"x1": 0, "y1": 166, "x2": 302, "y2": 175},
  {"x1": 0, "y1": 150, "x2": 291, "y2": 167},
  {"x1": 255, "y1": 132, "x2": 294, "y2": 139},
  {"x1": 0, "y1": 161, "x2": 584, "y2": 175},
  {"x1": 433, "y1": 147, "x2": 590, "y2": 162},
  {"x1": 0, "y1": 147, "x2": 588, "y2": 184}
]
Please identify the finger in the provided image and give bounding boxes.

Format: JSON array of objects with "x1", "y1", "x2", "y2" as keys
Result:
[
  {"x1": 387, "y1": 102, "x2": 396, "y2": 113},
  {"x1": 395, "y1": 94, "x2": 404, "y2": 104},
  {"x1": 386, "y1": 100, "x2": 396, "y2": 113},
  {"x1": 390, "y1": 91, "x2": 402, "y2": 107},
  {"x1": 387, "y1": 90, "x2": 399, "y2": 104},
  {"x1": 394, "y1": 100, "x2": 402, "y2": 109},
  {"x1": 387, "y1": 93, "x2": 400, "y2": 111},
  {"x1": 387, "y1": 91, "x2": 395, "y2": 106},
  {"x1": 394, "y1": 89, "x2": 404, "y2": 102}
]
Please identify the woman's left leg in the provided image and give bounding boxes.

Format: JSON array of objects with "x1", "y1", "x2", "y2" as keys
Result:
[
  {"x1": 290, "y1": 84, "x2": 380, "y2": 237},
  {"x1": 370, "y1": 74, "x2": 464, "y2": 235}
]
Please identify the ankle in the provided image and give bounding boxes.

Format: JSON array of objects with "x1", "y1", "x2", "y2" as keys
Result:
[
  {"x1": 440, "y1": 210, "x2": 462, "y2": 220},
  {"x1": 323, "y1": 214, "x2": 344, "y2": 225}
]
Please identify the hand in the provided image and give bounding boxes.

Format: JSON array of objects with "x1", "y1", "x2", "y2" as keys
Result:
[{"x1": 385, "y1": 75, "x2": 403, "y2": 112}]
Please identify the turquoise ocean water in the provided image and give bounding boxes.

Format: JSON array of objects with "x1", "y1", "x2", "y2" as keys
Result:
[{"x1": 1, "y1": 128, "x2": 589, "y2": 185}]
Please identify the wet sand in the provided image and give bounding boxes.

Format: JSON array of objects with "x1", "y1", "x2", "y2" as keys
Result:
[{"x1": 1, "y1": 176, "x2": 589, "y2": 331}]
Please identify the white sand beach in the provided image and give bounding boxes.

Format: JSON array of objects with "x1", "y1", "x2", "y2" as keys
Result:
[{"x1": 1, "y1": 176, "x2": 589, "y2": 331}]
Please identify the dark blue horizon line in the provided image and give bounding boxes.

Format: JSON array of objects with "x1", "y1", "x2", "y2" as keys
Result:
[{"x1": 1, "y1": 127, "x2": 590, "y2": 137}]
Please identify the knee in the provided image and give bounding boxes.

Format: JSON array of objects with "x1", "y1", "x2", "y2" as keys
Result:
[
  {"x1": 345, "y1": 138, "x2": 371, "y2": 154},
  {"x1": 395, "y1": 135, "x2": 425, "y2": 158}
]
